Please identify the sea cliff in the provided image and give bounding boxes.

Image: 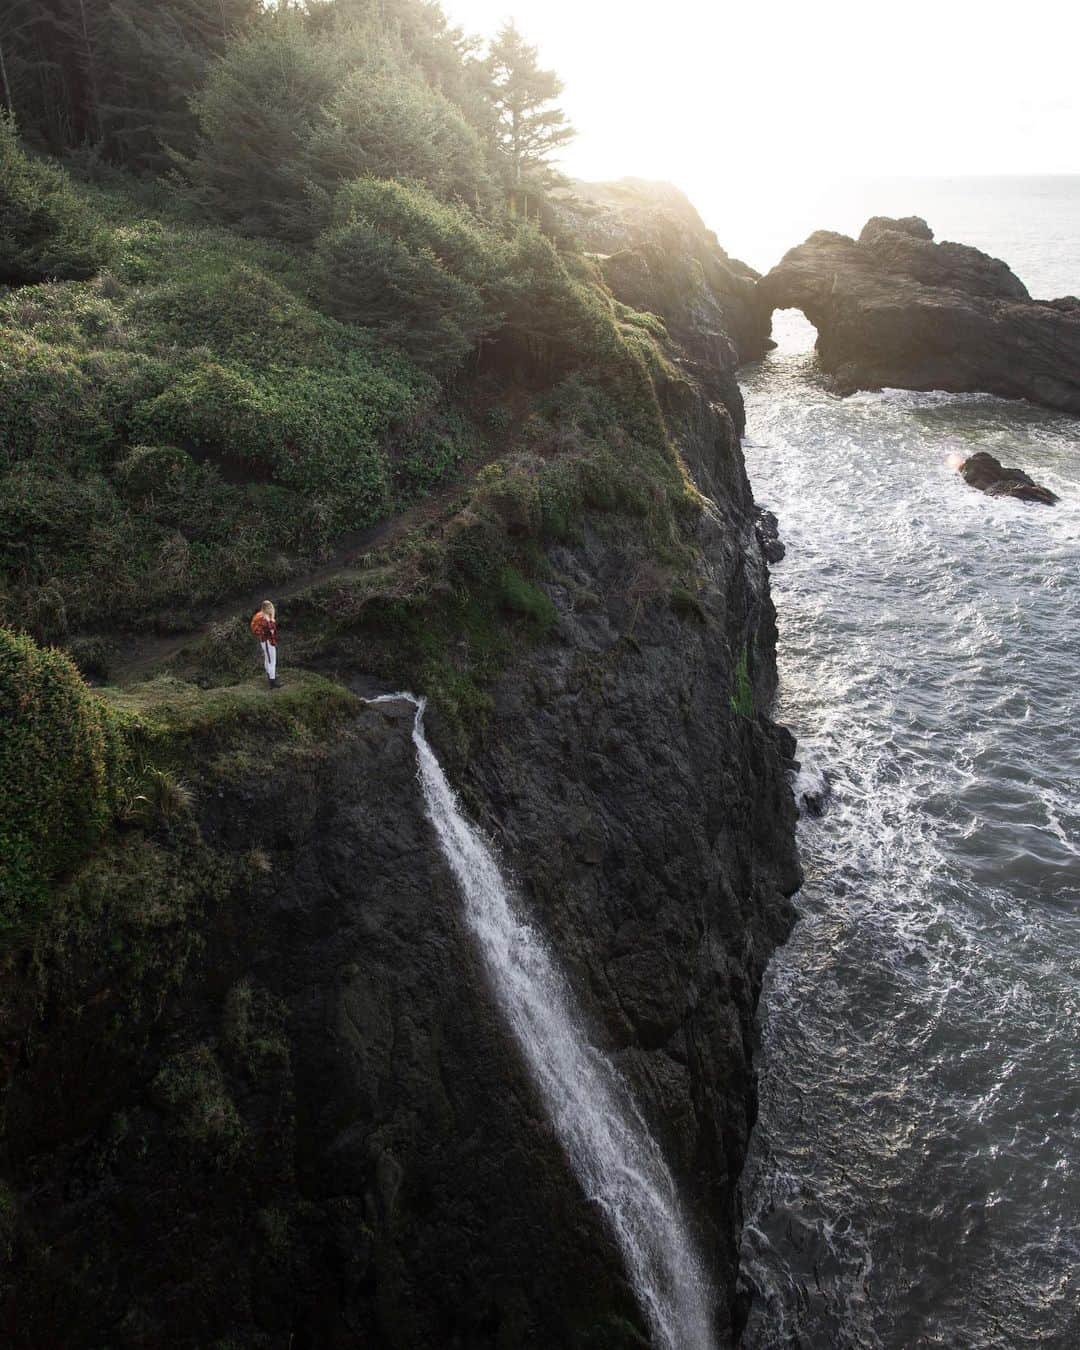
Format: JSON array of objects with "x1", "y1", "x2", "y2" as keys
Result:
[{"x1": 1, "y1": 181, "x2": 799, "y2": 1347}]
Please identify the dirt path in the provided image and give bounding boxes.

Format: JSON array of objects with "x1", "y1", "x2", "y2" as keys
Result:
[
  {"x1": 95, "y1": 387, "x2": 536, "y2": 687},
  {"x1": 106, "y1": 478, "x2": 467, "y2": 686}
]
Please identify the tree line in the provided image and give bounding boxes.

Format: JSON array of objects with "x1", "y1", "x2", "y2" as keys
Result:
[{"x1": 0, "y1": 0, "x2": 574, "y2": 207}]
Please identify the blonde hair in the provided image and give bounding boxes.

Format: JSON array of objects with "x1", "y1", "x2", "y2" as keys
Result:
[{"x1": 261, "y1": 600, "x2": 276, "y2": 620}]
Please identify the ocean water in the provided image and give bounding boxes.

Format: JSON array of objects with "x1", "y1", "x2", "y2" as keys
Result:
[{"x1": 727, "y1": 182, "x2": 1080, "y2": 1349}]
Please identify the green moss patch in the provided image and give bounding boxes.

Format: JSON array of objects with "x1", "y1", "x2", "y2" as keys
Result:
[
  {"x1": 153, "y1": 1045, "x2": 247, "y2": 1166},
  {"x1": 105, "y1": 672, "x2": 361, "y2": 766},
  {"x1": 730, "y1": 643, "x2": 755, "y2": 719}
]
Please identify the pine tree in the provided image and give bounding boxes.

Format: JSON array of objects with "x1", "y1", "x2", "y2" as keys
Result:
[
  {"x1": 174, "y1": 11, "x2": 341, "y2": 238},
  {"x1": 0, "y1": 0, "x2": 258, "y2": 167},
  {"x1": 0, "y1": 1, "x2": 105, "y2": 154},
  {"x1": 100, "y1": 0, "x2": 260, "y2": 170},
  {"x1": 484, "y1": 21, "x2": 574, "y2": 216}
]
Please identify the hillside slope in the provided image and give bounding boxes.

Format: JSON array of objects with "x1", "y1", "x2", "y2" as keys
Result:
[{"x1": 2, "y1": 177, "x2": 799, "y2": 1347}]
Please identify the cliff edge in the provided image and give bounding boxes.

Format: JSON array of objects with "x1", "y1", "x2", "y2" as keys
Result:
[{"x1": 1, "y1": 183, "x2": 799, "y2": 1348}]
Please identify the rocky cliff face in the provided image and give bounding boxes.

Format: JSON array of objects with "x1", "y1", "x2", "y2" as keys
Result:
[
  {"x1": 561, "y1": 179, "x2": 772, "y2": 433},
  {"x1": 756, "y1": 215, "x2": 1080, "y2": 412},
  {"x1": 1, "y1": 187, "x2": 799, "y2": 1348}
]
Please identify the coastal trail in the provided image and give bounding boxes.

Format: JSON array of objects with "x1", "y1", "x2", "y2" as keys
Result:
[{"x1": 101, "y1": 472, "x2": 471, "y2": 687}]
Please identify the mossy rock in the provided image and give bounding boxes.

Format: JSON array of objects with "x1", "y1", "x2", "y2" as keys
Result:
[
  {"x1": 152, "y1": 1045, "x2": 246, "y2": 1166},
  {"x1": 105, "y1": 673, "x2": 362, "y2": 767},
  {"x1": 0, "y1": 629, "x2": 126, "y2": 941}
]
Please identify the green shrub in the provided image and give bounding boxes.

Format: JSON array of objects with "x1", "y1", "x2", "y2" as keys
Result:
[
  {"x1": 474, "y1": 459, "x2": 542, "y2": 537},
  {"x1": 120, "y1": 767, "x2": 196, "y2": 829},
  {"x1": 0, "y1": 630, "x2": 126, "y2": 937},
  {"x1": 492, "y1": 228, "x2": 619, "y2": 370},
  {"x1": 132, "y1": 262, "x2": 347, "y2": 368},
  {"x1": 176, "y1": 13, "x2": 341, "y2": 238},
  {"x1": 393, "y1": 408, "x2": 473, "y2": 496},
  {"x1": 0, "y1": 333, "x2": 108, "y2": 466},
  {"x1": 307, "y1": 59, "x2": 493, "y2": 208},
  {"x1": 152, "y1": 1045, "x2": 246, "y2": 1165},
  {"x1": 175, "y1": 11, "x2": 494, "y2": 240},
  {"x1": 112, "y1": 444, "x2": 205, "y2": 505},
  {"x1": 0, "y1": 113, "x2": 110, "y2": 284},
  {"x1": 317, "y1": 179, "x2": 504, "y2": 374},
  {"x1": 330, "y1": 178, "x2": 500, "y2": 283},
  {"x1": 318, "y1": 217, "x2": 490, "y2": 372},
  {"x1": 730, "y1": 644, "x2": 754, "y2": 718},
  {"x1": 497, "y1": 566, "x2": 556, "y2": 630},
  {"x1": 131, "y1": 357, "x2": 415, "y2": 506}
]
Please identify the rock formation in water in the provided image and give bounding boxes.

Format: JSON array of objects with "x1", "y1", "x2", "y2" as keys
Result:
[
  {"x1": 753, "y1": 507, "x2": 786, "y2": 563},
  {"x1": 959, "y1": 450, "x2": 1059, "y2": 505},
  {"x1": 1, "y1": 179, "x2": 799, "y2": 1348},
  {"x1": 756, "y1": 215, "x2": 1080, "y2": 413}
]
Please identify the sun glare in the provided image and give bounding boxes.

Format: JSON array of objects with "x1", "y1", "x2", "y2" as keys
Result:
[{"x1": 444, "y1": 0, "x2": 1079, "y2": 268}]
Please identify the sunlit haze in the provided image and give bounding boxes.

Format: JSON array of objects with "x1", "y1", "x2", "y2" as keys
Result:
[{"x1": 444, "y1": 0, "x2": 1080, "y2": 275}]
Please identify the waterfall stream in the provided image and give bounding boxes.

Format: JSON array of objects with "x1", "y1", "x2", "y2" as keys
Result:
[{"x1": 370, "y1": 693, "x2": 715, "y2": 1350}]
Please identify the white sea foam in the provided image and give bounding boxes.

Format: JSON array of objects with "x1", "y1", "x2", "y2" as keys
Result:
[{"x1": 736, "y1": 293, "x2": 1080, "y2": 1349}]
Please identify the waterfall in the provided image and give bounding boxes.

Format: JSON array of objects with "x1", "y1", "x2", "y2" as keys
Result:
[{"x1": 370, "y1": 694, "x2": 716, "y2": 1350}]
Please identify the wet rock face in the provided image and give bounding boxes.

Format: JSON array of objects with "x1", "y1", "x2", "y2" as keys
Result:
[
  {"x1": 1, "y1": 519, "x2": 799, "y2": 1349},
  {"x1": 753, "y1": 507, "x2": 786, "y2": 563},
  {"x1": 960, "y1": 450, "x2": 1059, "y2": 505},
  {"x1": 756, "y1": 217, "x2": 1080, "y2": 413}
]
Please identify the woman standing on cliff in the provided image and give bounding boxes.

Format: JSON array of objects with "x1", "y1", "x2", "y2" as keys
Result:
[{"x1": 250, "y1": 600, "x2": 279, "y2": 689}]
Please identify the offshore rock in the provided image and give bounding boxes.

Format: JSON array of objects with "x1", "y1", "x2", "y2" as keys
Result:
[
  {"x1": 756, "y1": 216, "x2": 1080, "y2": 413},
  {"x1": 960, "y1": 450, "x2": 1059, "y2": 505},
  {"x1": 753, "y1": 507, "x2": 786, "y2": 563}
]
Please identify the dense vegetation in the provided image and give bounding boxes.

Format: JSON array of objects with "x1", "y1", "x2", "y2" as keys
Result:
[
  {"x1": 0, "y1": 12, "x2": 762, "y2": 1341},
  {"x1": 1, "y1": 0, "x2": 262, "y2": 170},
  {"x1": 0, "y1": 1, "x2": 685, "y2": 642},
  {"x1": 0, "y1": 112, "x2": 110, "y2": 283},
  {"x1": 0, "y1": 0, "x2": 701, "y2": 912},
  {"x1": 0, "y1": 629, "x2": 125, "y2": 934}
]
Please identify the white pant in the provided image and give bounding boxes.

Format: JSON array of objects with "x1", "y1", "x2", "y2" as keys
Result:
[{"x1": 261, "y1": 641, "x2": 277, "y2": 680}]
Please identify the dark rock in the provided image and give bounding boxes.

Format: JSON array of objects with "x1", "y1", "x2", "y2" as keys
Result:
[
  {"x1": 753, "y1": 506, "x2": 786, "y2": 562},
  {"x1": 800, "y1": 784, "x2": 830, "y2": 818},
  {"x1": 794, "y1": 763, "x2": 831, "y2": 818},
  {"x1": 756, "y1": 217, "x2": 1080, "y2": 413},
  {"x1": 858, "y1": 215, "x2": 935, "y2": 245},
  {"x1": 0, "y1": 186, "x2": 802, "y2": 1348},
  {"x1": 558, "y1": 179, "x2": 774, "y2": 435},
  {"x1": 959, "y1": 450, "x2": 1059, "y2": 505}
]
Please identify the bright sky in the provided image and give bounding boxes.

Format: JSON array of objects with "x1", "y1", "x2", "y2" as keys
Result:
[{"x1": 444, "y1": 0, "x2": 1080, "y2": 188}]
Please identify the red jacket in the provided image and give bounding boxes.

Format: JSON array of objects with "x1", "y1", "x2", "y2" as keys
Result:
[{"x1": 251, "y1": 613, "x2": 278, "y2": 646}]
